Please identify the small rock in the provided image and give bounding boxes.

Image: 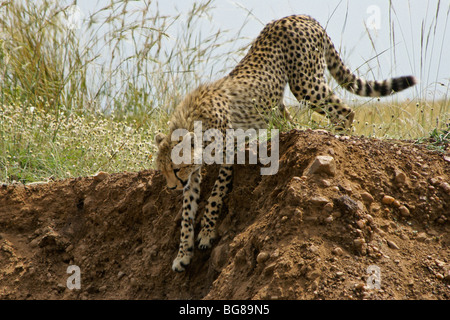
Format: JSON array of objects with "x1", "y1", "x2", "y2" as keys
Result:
[
  {"x1": 93, "y1": 171, "x2": 109, "y2": 182},
  {"x1": 332, "y1": 247, "x2": 344, "y2": 256},
  {"x1": 392, "y1": 200, "x2": 401, "y2": 208},
  {"x1": 356, "y1": 219, "x2": 366, "y2": 229},
  {"x1": 439, "y1": 182, "x2": 450, "y2": 194},
  {"x1": 56, "y1": 283, "x2": 66, "y2": 293},
  {"x1": 306, "y1": 270, "x2": 321, "y2": 280},
  {"x1": 398, "y1": 205, "x2": 410, "y2": 217},
  {"x1": 86, "y1": 285, "x2": 98, "y2": 294},
  {"x1": 360, "y1": 192, "x2": 374, "y2": 204},
  {"x1": 29, "y1": 238, "x2": 40, "y2": 248},
  {"x1": 445, "y1": 272, "x2": 450, "y2": 283},
  {"x1": 382, "y1": 195, "x2": 395, "y2": 205},
  {"x1": 437, "y1": 216, "x2": 446, "y2": 224},
  {"x1": 416, "y1": 232, "x2": 427, "y2": 242},
  {"x1": 256, "y1": 252, "x2": 270, "y2": 264},
  {"x1": 323, "y1": 202, "x2": 334, "y2": 213},
  {"x1": 117, "y1": 271, "x2": 126, "y2": 279},
  {"x1": 309, "y1": 196, "x2": 330, "y2": 206},
  {"x1": 394, "y1": 170, "x2": 407, "y2": 185},
  {"x1": 387, "y1": 240, "x2": 399, "y2": 250},
  {"x1": 355, "y1": 282, "x2": 366, "y2": 291},
  {"x1": 430, "y1": 177, "x2": 441, "y2": 185},
  {"x1": 130, "y1": 278, "x2": 138, "y2": 287},
  {"x1": 333, "y1": 195, "x2": 359, "y2": 215},
  {"x1": 435, "y1": 259, "x2": 446, "y2": 269},
  {"x1": 211, "y1": 244, "x2": 229, "y2": 271},
  {"x1": 303, "y1": 155, "x2": 336, "y2": 177},
  {"x1": 309, "y1": 245, "x2": 320, "y2": 254},
  {"x1": 263, "y1": 263, "x2": 276, "y2": 277},
  {"x1": 353, "y1": 238, "x2": 367, "y2": 254},
  {"x1": 324, "y1": 215, "x2": 334, "y2": 223}
]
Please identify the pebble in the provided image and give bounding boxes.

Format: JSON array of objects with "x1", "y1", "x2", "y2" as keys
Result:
[
  {"x1": 353, "y1": 238, "x2": 366, "y2": 254},
  {"x1": 387, "y1": 240, "x2": 400, "y2": 250},
  {"x1": 310, "y1": 196, "x2": 330, "y2": 206},
  {"x1": 392, "y1": 200, "x2": 401, "y2": 208},
  {"x1": 394, "y1": 170, "x2": 407, "y2": 185},
  {"x1": 93, "y1": 171, "x2": 109, "y2": 182},
  {"x1": 416, "y1": 232, "x2": 427, "y2": 242},
  {"x1": 130, "y1": 278, "x2": 138, "y2": 287},
  {"x1": 360, "y1": 192, "x2": 374, "y2": 204},
  {"x1": 323, "y1": 202, "x2": 334, "y2": 213},
  {"x1": 439, "y1": 182, "x2": 450, "y2": 194},
  {"x1": 382, "y1": 195, "x2": 395, "y2": 205},
  {"x1": 256, "y1": 252, "x2": 270, "y2": 264},
  {"x1": 303, "y1": 155, "x2": 336, "y2": 177},
  {"x1": 398, "y1": 205, "x2": 410, "y2": 217},
  {"x1": 356, "y1": 219, "x2": 366, "y2": 229},
  {"x1": 355, "y1": 282, "x2": 366, "y2": 291},
  {"x1": 332, "y1": 247, "x2": 344, "y2": 256},
  {"x1": 435, "y1": 259, "x2": 446, "y2": 269}
]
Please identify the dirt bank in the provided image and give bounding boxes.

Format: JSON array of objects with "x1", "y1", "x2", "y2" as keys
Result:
[{"x1": 1, "y1": 129, "x2": 449, "y2": 299}]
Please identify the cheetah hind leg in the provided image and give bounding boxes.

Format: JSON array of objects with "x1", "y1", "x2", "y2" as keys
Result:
[
  {"x1": 312, "y1": 88, "x2": 355, "y2": 131},
  {"x1": 289, "y1": 79, "x2": 355, "y2": 131}
]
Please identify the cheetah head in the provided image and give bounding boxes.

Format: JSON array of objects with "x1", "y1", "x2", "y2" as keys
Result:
[{"x1": 155, "y1": 132, "x2": 201, "y2": 191}]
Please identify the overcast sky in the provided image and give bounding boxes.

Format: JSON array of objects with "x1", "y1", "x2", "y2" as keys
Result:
[{"x1": 74, "y1": 0, "x2": 449, "y2": 101}]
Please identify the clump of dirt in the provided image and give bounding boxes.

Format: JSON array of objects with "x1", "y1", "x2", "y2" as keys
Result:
[{"x1": 1, "y1": 129, "x2": 449, "y2": 300}]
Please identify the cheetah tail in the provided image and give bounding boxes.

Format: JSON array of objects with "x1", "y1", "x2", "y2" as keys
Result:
[{"x1": 325, "y1": 35, "x2": 417, "y2": 97}]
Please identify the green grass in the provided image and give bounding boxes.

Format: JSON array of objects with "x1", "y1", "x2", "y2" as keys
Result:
[{"x1": 0, "y1": 0, "x2": 448, "y2": 183}]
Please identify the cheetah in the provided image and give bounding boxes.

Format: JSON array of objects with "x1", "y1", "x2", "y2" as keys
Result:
[{"x1": 154, "y1": 15, "x2": 417, "y2": 272}]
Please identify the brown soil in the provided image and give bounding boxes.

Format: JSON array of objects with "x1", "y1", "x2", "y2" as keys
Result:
[{"x1": 1, "y1": 129, "x2": 449, "y2": 300}]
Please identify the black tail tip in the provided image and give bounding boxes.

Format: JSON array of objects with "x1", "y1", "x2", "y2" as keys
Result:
[
  {"x1": 392, "y1": 75, "x2": 418, "y2": 92},
  {"x1": 406, "y1": 75, "x2": 418, "y2": 86}
]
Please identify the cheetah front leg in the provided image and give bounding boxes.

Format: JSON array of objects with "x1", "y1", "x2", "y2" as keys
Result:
[
  {"x1": 172, "y1": 168, "x2": 202, "y2": 272},
  {"x1": 198, "y1": 164, "x2": 233, "y2": 249}
]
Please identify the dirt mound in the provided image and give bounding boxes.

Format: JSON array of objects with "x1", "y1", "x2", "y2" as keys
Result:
[{"x1": 1, "y1": 130, "x2": 449, "y2": 300}]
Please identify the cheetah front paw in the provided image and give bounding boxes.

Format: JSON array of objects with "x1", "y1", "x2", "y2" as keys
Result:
[
  {"x1": 197, "y1": 228, "x2": 217, "y2": 250},
  {"x1": 172, "y1": 252, "x2": 192, "y2": 272}
]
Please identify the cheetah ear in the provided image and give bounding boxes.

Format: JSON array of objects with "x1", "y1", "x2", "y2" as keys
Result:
[{"x1": 155, "y1": 133, "x2": 166, "y2": 148}]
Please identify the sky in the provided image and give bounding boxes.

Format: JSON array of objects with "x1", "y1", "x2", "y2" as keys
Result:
[{"x1": 72, "y1": 0, "x2": 449, "y2": 101}]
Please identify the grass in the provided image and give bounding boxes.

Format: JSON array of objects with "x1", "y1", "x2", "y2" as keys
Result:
[{"x1": 0, "y1": 0, "x2": 448, "y2": 183}]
